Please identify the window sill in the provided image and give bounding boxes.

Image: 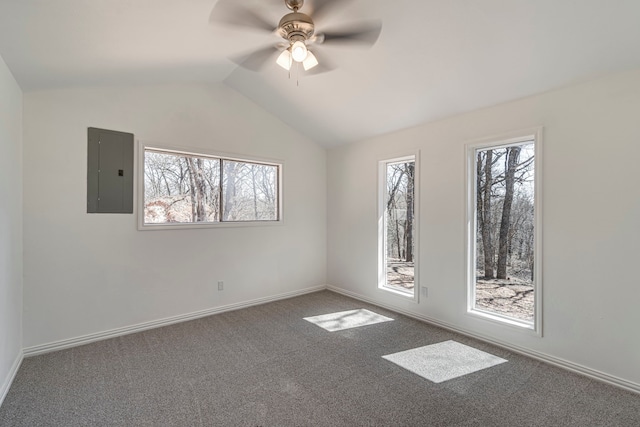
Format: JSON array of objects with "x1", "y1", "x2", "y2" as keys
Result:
[
  {"x1": 378, "y1": 285, "x2": 418, "y2": 303},
  {"x1": 138, "y1": 220, "x2": 283, "y2": 231},
  {"x1": 466, "y1": 308, "x2": 541, "y2": 336}
]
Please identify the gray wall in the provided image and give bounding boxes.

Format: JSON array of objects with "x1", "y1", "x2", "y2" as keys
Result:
[{"x1": 0, "y1": 54, "x2": 23, "y2": 404}]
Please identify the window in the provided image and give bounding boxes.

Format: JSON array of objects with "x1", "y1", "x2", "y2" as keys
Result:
[
  {"x1": 139, "y1": 145, "x2": 281, "y2": 229},
  {"x1": 466, "y1": 130, "x2": 542, "y2": 332},
  {"x1": 378, "y1": 154, "x2": 419, "y2": 300}
]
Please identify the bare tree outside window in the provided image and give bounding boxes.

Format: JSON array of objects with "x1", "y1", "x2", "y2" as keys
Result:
[
  {"x1": 222, "y1": 160, "x2": 278, "y2": 221},
  {"x1": 143, "y1": 149, "x2": 279, "y2": 225},
  {"x1": 382, "y1": 158, "x2": 416, "y2": 296},
  {"x1": 474, "y1": 142, "x2": 535, "y2": 322}
]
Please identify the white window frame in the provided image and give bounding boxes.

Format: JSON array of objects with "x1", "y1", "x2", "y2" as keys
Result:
[
  {"x1": 137, "y1": 141, "x2": 284, "y2": 231},
  {"x1": 465, "y1": 128, "x2": 543, "y2": 335},
  {"x1": 377, "y1": 152, "x2": 420, "y2": 302}
]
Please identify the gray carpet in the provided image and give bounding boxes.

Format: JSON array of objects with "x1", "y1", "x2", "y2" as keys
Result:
[{"x1": 0, "y1": 290, "x2": 638, "y2": 426}]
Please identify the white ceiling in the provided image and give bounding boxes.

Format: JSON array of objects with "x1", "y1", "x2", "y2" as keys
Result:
[{"x1": 2, "y1": 0, "x2": 640, "y2": 147}]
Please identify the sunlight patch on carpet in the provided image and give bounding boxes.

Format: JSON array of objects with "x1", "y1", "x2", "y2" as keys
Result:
[
  {"x1": 304, "y1": 309, "x2": 393, "y2": 332},
  {"x1": 382, "y1": 340, "x2": 507, "y2": 383}
]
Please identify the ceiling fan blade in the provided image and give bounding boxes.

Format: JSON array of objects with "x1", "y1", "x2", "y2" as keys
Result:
[
  {"x1": 209, "y1": 0, "x2": 275, "y2": 33},
  {"x1": 231, "y1": 46, "x2": 281, "y2": 71},
  {"x1": 307, "y1": 0, "x2": 355, "y2": 23},
  {"x1": 304, "y1": 48, "x2": 335, "y2": 75},
  {"x1": 304, "y1": 61, "x2": 334, "y2": 76},
  {"x1": 317, "y1": 21, "x2": 382, "y2": 46}
]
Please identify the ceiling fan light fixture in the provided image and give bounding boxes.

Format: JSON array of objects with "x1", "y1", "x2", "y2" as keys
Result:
[
  {"x1": 302, "y1": 51, "x2": 318, "y2": 70},
  {"x1": 213, "y1": 0, "x2": 383, "y2": 76},
  {"x1": 276, "y1": 49, "x2": 292, "y2": 70},
  {"x1": 291, "y1": 40, "x2": 308, "y2": 62}
]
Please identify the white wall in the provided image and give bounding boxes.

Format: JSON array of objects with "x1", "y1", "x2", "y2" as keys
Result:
[
  {"x1": 327, "y1": 69, "x2": 640, "y2": 387},
  {"x1": 23, "y1": 83, "x2": 326, "y2": 348},
  {"x1": 0, "y1": 54, "x2": 23, "y2": 402}
]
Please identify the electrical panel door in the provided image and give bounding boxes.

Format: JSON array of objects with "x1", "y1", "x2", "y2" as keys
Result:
[{"x1": 87, "y1": 127, "x2": 134, "y2": 213}]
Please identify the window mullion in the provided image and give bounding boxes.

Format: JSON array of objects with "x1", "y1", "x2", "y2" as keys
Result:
[{"x1": 219, "y1": 158, "x2": 224, "y2": 222}]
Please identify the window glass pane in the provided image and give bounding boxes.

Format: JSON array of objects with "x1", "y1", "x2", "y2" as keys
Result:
[
  {"x1": 383, "y1": 159, "x2": 415, "y2": 296},
  {"x1": 474, "y1": 142, "x2": 535, "y2": 323},
  {"x1": 144, "y1": 150, "x2": 220, "y2": 224},
  {"x1": 142, "y1": 148, "x2": 281, "y2": 227},
  {"x1": 222, "y1": 160, "x2": 278, "y2": 221}
]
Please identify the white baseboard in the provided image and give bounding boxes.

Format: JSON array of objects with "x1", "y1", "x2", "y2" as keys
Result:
[
  {"x1": 0, "y1": 351, "x2": 23, "y2": 408},
  {"x1": 23, "y1": 285, "x2": 327, "y2": 357},
  {"x1": 327, "y1": 285, "x2": 640, "y2": 395}
]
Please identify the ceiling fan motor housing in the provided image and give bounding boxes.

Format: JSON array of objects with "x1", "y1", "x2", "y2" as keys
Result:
[{"x1": 278, "y1": 12, "x2": 315, "y2": 42}]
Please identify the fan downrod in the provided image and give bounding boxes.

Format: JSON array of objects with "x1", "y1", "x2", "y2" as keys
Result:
[{"x1": 285, "y1": 0, "x2": 304, "y2": 12}]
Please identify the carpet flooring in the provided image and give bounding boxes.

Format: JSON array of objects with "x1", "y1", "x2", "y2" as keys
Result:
[{"x1": 1, "y1": 290, "x2": 639, "y2": 426}]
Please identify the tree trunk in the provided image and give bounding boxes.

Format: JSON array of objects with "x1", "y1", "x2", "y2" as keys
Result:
[
  {"x1": 479, "y1": 150, "x2": 495, "y2": 279},
  {"x1": 195, "y1": 159, "x2": 207, "y2": 220},
  {"x1": 186, "y1": 157, "x2": 207, "y2": 222},
  {"x1": 223, "y1": 162, "x2": 237, "y2": 221},
  {"x1": 186, "y1": 159, "x2": 197, "y2": 221},
  {"x1": 251, "y1": 165, "x2": 259, "y2": 219},
  {"x1": 496, "y1": 147, "x2": 521, "y2": 279},
  {"x1": 404, "y1": 162, "x2": 415, "y2": 262},
  {"x1": 394, "y1": 210, "x2": 401, "y2": 259}
]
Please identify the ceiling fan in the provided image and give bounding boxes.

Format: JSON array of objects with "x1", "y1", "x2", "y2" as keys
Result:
[{"x1": 211, "y1": 0, "x2": 382, "y2": 74}]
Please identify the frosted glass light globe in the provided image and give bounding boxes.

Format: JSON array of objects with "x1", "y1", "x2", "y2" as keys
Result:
[{"x1": 291, "y1": 41, "x2": 308, "y2": 62}]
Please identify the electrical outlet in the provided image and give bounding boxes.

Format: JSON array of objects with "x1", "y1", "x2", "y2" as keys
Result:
[
  {"x1": 421, "y1": 287, "x2": 428, "y2": 298},
  {"x1": 218, "y1": 281, "x2": 224, "y2": 291}
]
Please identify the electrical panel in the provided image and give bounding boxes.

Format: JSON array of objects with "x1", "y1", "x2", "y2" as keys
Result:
[{"x1": 87, "y1": 127, "x2": 134, "y2": 213}]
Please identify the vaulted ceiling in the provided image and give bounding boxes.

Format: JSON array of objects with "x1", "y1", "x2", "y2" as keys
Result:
[{"x1": 2, "y1": 0, "x2": 640, "y2": 147}]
